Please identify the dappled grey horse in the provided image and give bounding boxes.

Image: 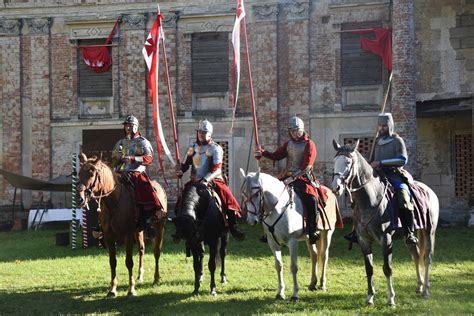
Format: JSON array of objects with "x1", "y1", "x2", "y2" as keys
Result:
[
  {"x1": 240, "y1": 169, "x2": 340, "y2": 301},
  {"x1": 331, "y1": 140, "x2": 439, "y2": 306}
]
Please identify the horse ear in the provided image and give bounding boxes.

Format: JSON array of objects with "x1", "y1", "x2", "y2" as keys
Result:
[
  {"x1": 352, "y1": 139, "x2": 360, "y2": 151},
  {"x1": 79, "y1": 153, "x2": 87, "y2": 165},
  {"x1": 239, "y1": 168, "x2": 246, "y2": 179},
  {"x1": 332, "y1": 139, "x2": 341, "y2": 151}
]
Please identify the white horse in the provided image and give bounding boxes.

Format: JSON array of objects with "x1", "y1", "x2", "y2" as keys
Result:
[
  {"x1": 240, "y1": 169, "x2": 342, "y2": 301},
  {"x1": 331, "y1": 140, "x2": 439, "y2": 306}
]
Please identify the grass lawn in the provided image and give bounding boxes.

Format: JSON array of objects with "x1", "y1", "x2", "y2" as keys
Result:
[{"x1": 0, "y1": 222, "x2": 473, "y2": 315}]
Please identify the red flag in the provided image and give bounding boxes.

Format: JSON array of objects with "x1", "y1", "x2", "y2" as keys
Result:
[
  {"x1": 142, "y1": 12, "x2": 176, "y2": 177},
  {"x1": 353, "y1": 28, "x2": 392, "y2": 71},
  {"x1": 80, "y1": 16, "x2": 121, "y2": 73},
  {"x1": 231, "y1": 0, "x2": 246, "y2": 120}
]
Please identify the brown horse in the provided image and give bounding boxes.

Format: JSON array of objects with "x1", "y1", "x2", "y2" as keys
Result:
[{"x1": 77, "y1": 153, "x2": 167, "y2": 297}]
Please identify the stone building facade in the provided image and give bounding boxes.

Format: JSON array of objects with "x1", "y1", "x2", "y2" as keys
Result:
[{"x1": 0, "y1": 0, "x2": 472, "y2": 222}]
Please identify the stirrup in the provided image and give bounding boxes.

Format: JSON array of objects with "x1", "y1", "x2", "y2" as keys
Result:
[
  {"x1": 344, "y1": 231, "x2": 358, "y2": 243},
  {"x1": 405, "y1": 234, "x2": 418, "y2": 245},
  {"x1": 308, "y1": 232, "x2": 320, "y2": 244},
  {"x1": 230, "y1": 227, "x2": 245, "y2": 241}
]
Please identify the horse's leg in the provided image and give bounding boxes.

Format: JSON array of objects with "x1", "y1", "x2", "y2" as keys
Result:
[
  {"x1": 270, "y1": 243, "x2": 286, "y2": 300},
  {"x1": 422, "y1": 228, "x2": 435, "y2": 297},
  {"x1": 104, "y1": 235, "x2": 118, "y2": 297},
  {"x1": 382, "y1": 234, "x2": 395, "y2": 306},
  {"x1": 306, "y1": 239, "x2": 318, "y2": 291},
  {"x1": 319, "y1": 229, "x2": 334, "y2": 291},
  {"x1": 135, "y1": 230, "x2": 145, "y2": 284},
  {"x1": 153, "y1": 219, "x2": 166, "y2": 285},
  {"x1": 220, "y1": 233, "x2": 228, "y2": 284},
  {"x1": 288, "y1": 238, "x2": 299, "y2": 301},
  {"x1": 124, "y1": 234, "x2": 137, "y2": 297},
  {"x1": 360, "y1": 240, "x2": 375, "y2": 305},
  {"x1": 412, "y1": 230, "x2": 425, "y2": 294},
  {"x1": 208, "y1": 239, "x2": 218, "y2": 296},
  {"x1": 405, "y1": 230, "x2": 423, "y2": 294},
  {"x1": 192, "y1": 242, "x2": 205, "y2": 296}
]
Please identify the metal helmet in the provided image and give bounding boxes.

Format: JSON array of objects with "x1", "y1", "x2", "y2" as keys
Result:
[
  {"x1": 377, "y1": 113, "x2": 394, "y2": 136},
  {"x1": 123, "y1": 115, "x2": 139, "y2": 127},
  {"x1": 197, "y1": 119, "x2": 213, "y2": 135},
  {"x1": 123, "y1": 115, "x2": 139, "y2": 134},
  {"x1": 288, "y1": 115, "x2": 304, "y2": 130}
]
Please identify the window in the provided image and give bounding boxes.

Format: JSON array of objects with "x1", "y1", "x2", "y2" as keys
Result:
[
  {"x1": 454, "y1": 133, "x2": 473, "y2": 197},
  {"x1": 77, "y1": 38, "x2": 114, "y2": 118},
  {"x1": 78, "y1": 39, "x2": 113, "y2": 98},
  {"x1": 340, "y1": 22, "x2": 383, "y2": 108},
  {"x1": 343, "y1": 137, "x2": 374, "y2": 160},
  {"x1": 192, "y1": 32, "x2": 229, "y2": 94}
]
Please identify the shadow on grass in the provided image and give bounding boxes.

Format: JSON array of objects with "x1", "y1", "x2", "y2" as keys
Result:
[{"x1": 0, "y1": 224, "x2": 472, "y2": 265}]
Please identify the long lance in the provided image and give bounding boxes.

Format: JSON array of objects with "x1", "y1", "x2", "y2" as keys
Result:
[
  {"x1": 241, "y1": 17, "x2": 260, "y2": 151},
  {"x1": 368, "y1": 71, "x2": 393, "y2": 160}
]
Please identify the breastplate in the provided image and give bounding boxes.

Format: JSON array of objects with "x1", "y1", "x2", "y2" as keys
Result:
[
  {"x1": 192, "y1": 143, "x2": 212, "y2": 179},
  {"x1": 124, "y1": 137, "x2": 150, "y2": 172},
  {"x1": 285, "y1": 140, "x2": 307, "y2": 175}
]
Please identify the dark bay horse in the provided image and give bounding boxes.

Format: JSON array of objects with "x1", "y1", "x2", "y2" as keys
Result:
[
  {"x1": 331, "y1": 140, "x2": 439, "y2": 306},
  {"x1": 174, "y1": 182, "x2": 229, "y2": 296},
  {"x1": 77, "y1": 153, "x2": 167, "y2": 297}
]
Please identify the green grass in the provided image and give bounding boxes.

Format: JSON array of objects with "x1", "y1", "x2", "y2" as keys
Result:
[{"x1": 0, "y1": 223, "x2": 473, "y2": 315}]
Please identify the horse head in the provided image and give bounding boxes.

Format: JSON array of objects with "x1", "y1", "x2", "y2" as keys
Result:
[
  {"x1": 331, "y1": 139, "x2": 361, "y2": 196},
  {"x1": 239, "y1": 169, "x2": 263, "y2": 226},
  {"x1": 77, "y1": 153, "x2": 115, "y2": 209}
]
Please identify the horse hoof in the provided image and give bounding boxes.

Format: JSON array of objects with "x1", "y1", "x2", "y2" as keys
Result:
[
  {"x1": 210, "y1": 289, "x2": 217, "y2": 296},
  {"x1": 128, "y1": 290, "x2": 137, "y2": 297},
  {"x1": 290, "y1": 296, "x2": 298, "y2": 302},
  {"x1": 107, "y1": 291, "x2": 117, "y2": 298},
  {"x1": 318, "y1": 286, "x2": 327, "y2": 292},
  {"x1": 308, "y1": 284, "x2": 317, "y2": 291},
  {"x1": 153, "y1": 279, "x2": 161, "y2": 286},
  {"x1": 275, "y1": 294, "x2": 285, "y2": 300},
  {"x1": 422, "y1": 291, "x2": 430, "y2": 298},
  {"x1": 221, "y1": 276, "x2": 227, "y2": 284}
]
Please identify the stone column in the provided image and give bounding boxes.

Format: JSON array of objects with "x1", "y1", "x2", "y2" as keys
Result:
[
  {"x1": 251, "y1": 3, "x2": 279, "y2": 173},
  {"x1": 0, "y1": 19, "x2": 22, "y2": 207},
  {"x1": 392, "y1": 0, "x2": 417, "y2": 175}
]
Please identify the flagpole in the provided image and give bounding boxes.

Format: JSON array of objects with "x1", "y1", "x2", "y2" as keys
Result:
[
  {"x1": 159, "y1": 18, "x2": 181, "y2": 168},
  {"x1": 368, "y1": 71, "x2": 393, "y2": 160},
  {"x1": 241, "y1": 17, "x2": 260, "y2": 149}
]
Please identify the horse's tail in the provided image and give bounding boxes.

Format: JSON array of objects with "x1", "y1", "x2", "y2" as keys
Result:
[{"x1": 151, "y1": 180, "x2": 167, "y2": 213}]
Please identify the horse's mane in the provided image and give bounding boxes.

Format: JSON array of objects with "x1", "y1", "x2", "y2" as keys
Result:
[{"x1": 179, "y1": 182, "x2": 211, "y2": 220}]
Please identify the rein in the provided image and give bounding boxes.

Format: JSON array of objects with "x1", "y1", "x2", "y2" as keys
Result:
[
  {"x1": 335, "y1": 150, "x2": 388, "y2": 229},
  {"x1": 82, "y1": 165, "x2": 119, "y2": 212},
  {"x1": 242, "y1": 179, "x2": 293, "y2": 247}
]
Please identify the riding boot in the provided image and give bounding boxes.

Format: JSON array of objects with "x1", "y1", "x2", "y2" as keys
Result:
[
  {"x1": 226, "y1": 209, "x2": 245, "y2": 241},
  {"x1": 400, "y1": 208, "x2": 418, "y2": 245},
  {"x1": 307, "y1": 207, "x2": 320, "y2": 245}
]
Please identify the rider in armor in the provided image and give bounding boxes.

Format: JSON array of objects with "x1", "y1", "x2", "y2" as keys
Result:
[
  {"x1": 111, "y1": 115, "x2": 163, "y2": 229},
  {"x1": 175, "y1": 119, "x2": 245, "y2": 241},
  {"x1": 255, "y1": 115, "x2": 321, "y2": 244},
  {"x1": 370, "y1": 113, "x2": 418, "y2": 245}
]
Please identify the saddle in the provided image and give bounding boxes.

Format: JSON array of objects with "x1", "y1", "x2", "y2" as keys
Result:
[{"x1": 385, "y1": 181, "x2": 430, "y2": 230}]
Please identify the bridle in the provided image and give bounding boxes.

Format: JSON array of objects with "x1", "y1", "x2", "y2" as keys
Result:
[
  {"x1": 333, "y1": 152, "x2": 371, "y2": 194},
  {"x1": 241, "y1": 178, "x2": 293, "y2": 246},
  {"x1": 78, "y1": 164, "x2": 118, "y2": 212}
]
